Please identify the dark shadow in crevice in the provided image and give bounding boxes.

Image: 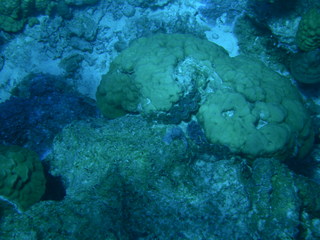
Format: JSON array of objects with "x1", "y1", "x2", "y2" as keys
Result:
[
  {"x1": 286, "y1": 153, "x2": 319, "y2": 179},
  {"x1": 249, "y1": 0, "x2": 298, "y2": 23},
  {"x1": 41, "y1": 161, "x2": 66, "y2": 201}
]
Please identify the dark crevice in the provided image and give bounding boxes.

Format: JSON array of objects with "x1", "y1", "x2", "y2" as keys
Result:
[{"x1": 41, "y1": 161, "x2": 66, "y2": 201}]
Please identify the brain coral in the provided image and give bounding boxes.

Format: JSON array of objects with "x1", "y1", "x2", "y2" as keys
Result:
[
  {"x1": 296, "y1": 8, "x2": 320, "y2": 51},
  {"x1": 0, "y1": 145, "x2": 46, "y2": 212},
  {"x1": 198, "y1": 55, "x2": 314, "y2": 160},
  {"x1": 96, "y1": 34, "x2": 229, "y2": 119},
  {"x1": 96, "y1": 34, "x2": 314, "y2": 160}
]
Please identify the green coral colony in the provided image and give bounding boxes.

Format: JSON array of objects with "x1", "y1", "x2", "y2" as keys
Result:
[
  {"x1": 0, "y1": 145, "x2": 46, "y2": 212},
  {"x1": 96, "y1": 33, "x2": 314, "y2": 160}
]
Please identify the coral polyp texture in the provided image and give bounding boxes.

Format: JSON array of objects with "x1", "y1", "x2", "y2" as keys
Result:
[
  {"x1": 197, "y1": 55, "x2": 314, "y2": 160},
  {"x1": 1, "y1": 116, "x2": 320, "y2": 239},
  {"x1": 96, "y1": 34, "x2": 314, "y2": 160},
  {"x1": 0, "y1": 0, "x2": 99, "y2": 32},
  {"x1": 296, "y1": 8, "x2": 320, "y2": 51},
  {"x1": 0, "y1": 0, "x2": 56, "y2": 32},
  {"x1": 0, "y1": 145, "x2": 46, "y2": 212},
  {"x1": 96, "y1": 34, "x2": 229, "y2": 119},
  {"x1": 290, "y1": 49, "x2": 320, "y2": 84}
]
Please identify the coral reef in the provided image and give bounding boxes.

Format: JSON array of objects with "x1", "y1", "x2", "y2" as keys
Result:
[
  {"x1": 290, "y1": 49, "x2": 320, "y2": 84},
  {"x1": 0, "y1": 116, "x2": 319, "y2": 239},
  {"x1": 0, "y1": 74, "x2": 99, "y2": 158},
  {"x1": 126, "y1": 0, "x2": 172, "y2": 9},
  {"x1": 0, "y1": 0, "x2": 100, "y2": 32},
  {"x1": 296, "y1": 8, "x2": 320, "y2": 51},
  {"x1": 96, "y1": 34, "x2": 227, "y2": 119},
  {"x1": 97, "y1": 34, "x2": 314, "y2": 160},
  {"x1": 98, "y1": 37, "x2": 202, "y2": 118},
  {"x1": 65, "y1": 0, "x2": 99, "y2": 6},
  {"x1": 0, "y1": 145, "x2": 46, "y2": 212},
  {"x1": 198, "y1": 55, "x2": 314, "y2": 160},
  {"x1": 0, "y1": 0, "x2": 51, "y2": 32},
  {"x1": 0, "y1": 2, "x2": 319, "y2": 239}
]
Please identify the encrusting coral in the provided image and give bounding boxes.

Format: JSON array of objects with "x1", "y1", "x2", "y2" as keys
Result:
[
  {"x1": 0, "y1": 145, "x2": 46, "y2": 212},
  {"x1": 0, "y1": 0, "x2": 99, "y2": 32},
  {"x1": 296, "y1": 8, "x2": 320, "y2": 51}
]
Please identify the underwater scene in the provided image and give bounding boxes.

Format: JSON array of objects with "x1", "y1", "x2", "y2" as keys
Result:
[{"x1": 0, "y1": 0, "x2": 320, "y2": 239}]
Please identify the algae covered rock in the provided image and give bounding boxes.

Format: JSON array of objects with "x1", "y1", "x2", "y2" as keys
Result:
[
  {"x1": 295, "y1": 174, "x2": 320, "y2": 239},
  {"x1": 0, "y1": 145, "x2": 46, "y2": 212},
  {"x1": 0, "y1": 0, "x2": 50, "y2": 32},
  {"x1": 97, "y1": 34, "x2": 314, "y2": 160},
  {"x1": 67, "y1": 15, "x2": 98, "y2": 41},
  {"x1": 127, "y1": 0, "x2": 171, "y2": 8},
  {"x1": 0, "y1": 0, "x2": 100, "y2": 32},
  {"x1": 247, "y1": 158, "x2": 301, "y2": 238},
  {"x1": 290, "y1": 49, "x2": 320, "y2": 84},
  {"x1": 0, "y1": 74, "x2": 99, "y2": 158},
  {"x1": 50, "y1": 115, "x2": 189, "y2": 200},
  {"x1": 64, "y1": 0, "x2": 99, "y2": 6},
  {"x1": 1, "y1": 116, "x2": 320, "y2": 239}
]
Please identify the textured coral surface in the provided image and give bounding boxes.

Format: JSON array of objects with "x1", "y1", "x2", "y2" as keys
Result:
[
  {"x1": 296, "y1": 8, "x2": 320, "y2": 51},
  {"x1": 0, "y1": 145, "x2": 46, "y2": 212},
  {"x1": 97, "y1": 34, "x2": 314, "y2": 160}
]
